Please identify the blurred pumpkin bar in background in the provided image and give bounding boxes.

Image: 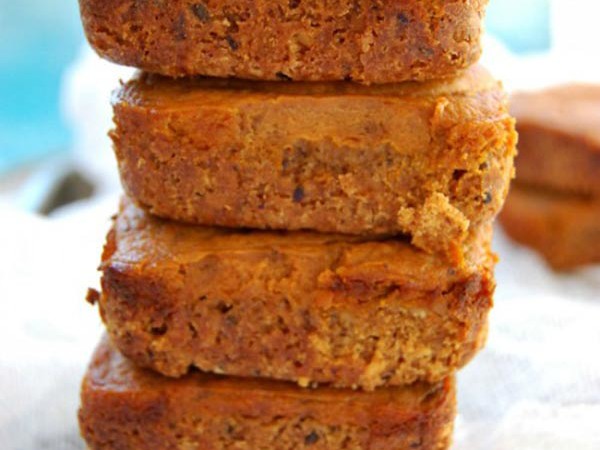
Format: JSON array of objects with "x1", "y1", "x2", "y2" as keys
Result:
[{"x1": 501, "y1": 84, "x2": 600, "y2": 270}]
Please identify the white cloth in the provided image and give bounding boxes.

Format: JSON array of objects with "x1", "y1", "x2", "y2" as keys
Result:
[{"x1": 0, "y1": 199, "x2": 110, "y2": 450}]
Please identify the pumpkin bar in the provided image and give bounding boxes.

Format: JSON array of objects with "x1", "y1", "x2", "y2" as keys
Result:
[
  {"x1": 79, "y1": 0, "x2": 488, "y2": 84},
  {"x1": 91, "y1": 198, "x2": 495, "y2": 390},
  {"x1": 111, "y1": 65, "x2": 516, "y2": 260},
  {"x1": 79, "y1": 337, "x2": 457, "y2": 450},
  {"x1": 500, "y1": 184, "x2": 600, "y2": 270},
  {"x1": 511, "y1": 84, "x2": 600, "y2": 195}
]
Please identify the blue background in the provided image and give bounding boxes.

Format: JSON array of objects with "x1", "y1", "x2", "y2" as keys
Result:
[
  {"x1": 0, "y1": 0, "x2": 550, "y2": 174},
  {"x1": 0, "y1": 0, "x2": 83, "y2": 172}
]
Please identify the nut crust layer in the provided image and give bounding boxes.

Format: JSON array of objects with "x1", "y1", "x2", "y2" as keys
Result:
[{"x1": 79, "y1": 0, "x2": 487, "y2": 83}]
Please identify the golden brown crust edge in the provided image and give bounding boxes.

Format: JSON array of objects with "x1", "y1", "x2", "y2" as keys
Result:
[
  {"x1": 94, "y1": 199, "x2": 495, "y2": 390},
  {"x1": 79, "y1": 0, "x2": 487, "y2": 84},
  {"x1": 500, "y1": 184, "x2": 600, "y2": 270},
  {"x1": 112, "y1": 66, "x2": 517, "y2": 261},
  {"x1": 79, "y1": 337, "x2": 456, "y2": 450}
]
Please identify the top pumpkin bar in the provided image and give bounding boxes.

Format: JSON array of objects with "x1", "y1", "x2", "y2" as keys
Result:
[{"x1": 79, "y1": 0, "x2": 488, "y2": 83}]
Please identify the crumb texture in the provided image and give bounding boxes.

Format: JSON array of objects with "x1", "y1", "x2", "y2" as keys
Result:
[{"x1": 79, "y1": 0, "x2": 488, "y2": 83}]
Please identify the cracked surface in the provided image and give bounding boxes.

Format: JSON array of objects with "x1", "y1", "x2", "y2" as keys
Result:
[
  {"x1": 111, "y1": 65, "x2": 516, "y2": 261},
  {"x1": 79, "y1": 0, "x2": 487, "y2": 83},
  {"x1": 500, "y1": 184, "x2": 600, "y2": 270},
  {"x1": 95, "y1": 199, "x2": 495, "y2": 390},
  {"x1": 79, "y1": 337, "x2": 456, "y2": 450}
]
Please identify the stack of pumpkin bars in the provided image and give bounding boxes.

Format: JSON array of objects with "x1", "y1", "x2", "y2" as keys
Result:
[{"x1": 78, "y1": 1, "x2": 517, "y2": 449}]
